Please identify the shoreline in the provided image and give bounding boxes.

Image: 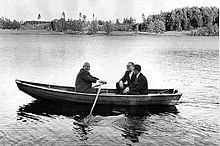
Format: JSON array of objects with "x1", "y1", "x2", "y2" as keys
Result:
[{"x1": 0, "y1": 29, "x2": 217, "y2": 37}]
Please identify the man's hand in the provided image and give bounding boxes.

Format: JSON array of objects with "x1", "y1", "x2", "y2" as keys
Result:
[
  {"x1": 119, "y1": 80, "x2": 124, "y2": 88},
  {"x1": 98, "y1": 80, "x2": 107, "y2": 84},
  {"x1": 123, "y1": 87, "x2": 129, "y2": 93}
]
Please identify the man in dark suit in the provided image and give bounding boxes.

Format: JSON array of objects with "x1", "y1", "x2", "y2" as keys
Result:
[
  {"x1": 75, "y1": 62, "x2": 106, "y2": 93},
  {"x1": 116, "y1": 62, "x2": 136, "y2": 94},
  {"x1": 123, "y1": 64, "x2": 148, "y2": 95}
]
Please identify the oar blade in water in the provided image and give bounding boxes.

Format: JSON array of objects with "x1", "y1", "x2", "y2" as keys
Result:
[
  {"x1": 73, "y1": 115, "x2": 94, "y2": 127},
  {"x1": 73, "y1": 119, "x2": 88, "y2": 127},
  {"x1": 83, "y1": 114, "x2": 93, "y2": 124}
]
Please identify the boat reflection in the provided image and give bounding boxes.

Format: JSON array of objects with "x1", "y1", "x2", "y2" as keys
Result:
[
  {"x1": 113, "y1": 115, "x2": 146, "y2": 143},
  {"x1": 17, "y1": 100, "x2": 178, "y2": 119},
  {"x1": 17, "y1": 100, "x2": 179, "y2": 143}
]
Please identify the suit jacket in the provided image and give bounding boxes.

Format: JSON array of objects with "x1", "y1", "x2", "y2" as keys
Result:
[
  {"x1": 129, "y1": 73, "x2": 148, "y2": 94},
  {"x1": 75, "y1": 68, "x2": 99, "y2": 92},
  {"x1": 120, "y1": 71, "x2": 136, "y2": 87}
]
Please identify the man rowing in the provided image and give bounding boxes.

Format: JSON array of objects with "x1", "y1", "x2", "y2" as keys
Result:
[
  {"x1": 116, "y1": 62, "x2": 136, "y2": 94},
  {"x1": 75, "y1": 62, "x2": 106, "y2": 93}
]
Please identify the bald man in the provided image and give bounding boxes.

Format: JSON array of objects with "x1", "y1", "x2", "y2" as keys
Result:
[{"x1": 75, "y1": 62, "x2": 106, "y2": 93}]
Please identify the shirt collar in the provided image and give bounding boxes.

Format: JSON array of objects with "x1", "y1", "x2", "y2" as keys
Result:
[{"x1": 136, "y1": 72, "x2": 141, "y2": 78}]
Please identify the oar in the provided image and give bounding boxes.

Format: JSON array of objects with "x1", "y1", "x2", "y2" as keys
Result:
[
  {"x1": 83, "y1": 83, "x2": 104, "y2": 125},
  {"x1": 92, "y1": 84, "x2": 102, "y2": 88}
]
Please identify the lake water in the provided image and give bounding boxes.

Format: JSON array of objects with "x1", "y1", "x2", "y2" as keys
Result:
[{"x1": 0, "y1": 33, "x2": 219, "y2": 145}]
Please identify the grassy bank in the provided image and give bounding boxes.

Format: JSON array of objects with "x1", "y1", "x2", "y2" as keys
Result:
[
  {"x1": 0, "y1": 29, "x2": 64, "y2": 35},
  {"x1": 0, "y1": 29, "x2": 204, "y2": 37}
]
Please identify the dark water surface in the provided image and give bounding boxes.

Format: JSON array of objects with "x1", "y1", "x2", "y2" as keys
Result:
[{"x1": 0, "y1": 34, "x2": 219, "y2": 145}]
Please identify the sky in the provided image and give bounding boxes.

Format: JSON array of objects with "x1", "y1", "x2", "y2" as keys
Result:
[{"x1": 0, "y1": 0, "x2": 219, "y2": 22}]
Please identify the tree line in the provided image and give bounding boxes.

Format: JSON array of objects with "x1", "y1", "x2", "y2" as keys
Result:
[
  {"x1": 140, "y1": 6, "x2": 219, "y2": 35},
  {"x1": 50, "y1": 16, "x2": 136, "y2": 34},
  {"x1": 0, "y1": 6, "x2": 219, "y2": 36},
  {"x1": 0, "y1": 17, "x2": 21, "y2": 29}
]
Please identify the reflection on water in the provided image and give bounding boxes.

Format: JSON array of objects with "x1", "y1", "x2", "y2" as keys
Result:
[
  {"x1": 17, "y1": 100, "x2": 178, "y2": 143},
  {"x1": 17, "y1": 100, "x2": 178, "y2": 118},
  {"x1": 17, "y1": 100, "x2": 118, "y2": 119},
  {"x1": 113, "y1": 116, "x2": 145, "y2": 143}
]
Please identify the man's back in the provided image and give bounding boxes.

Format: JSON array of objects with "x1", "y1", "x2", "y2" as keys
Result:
[
  {"x1": 129, "y1": 73, "x2": 148, "y2": 94},
  {"x1": 75, "y1": 68, "x2": 98, "y2": 93}
]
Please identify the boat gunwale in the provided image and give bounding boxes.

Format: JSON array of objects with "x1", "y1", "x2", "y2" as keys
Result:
[{"x1": 16, "y1": 79, "x2": 182, "y2": 97}]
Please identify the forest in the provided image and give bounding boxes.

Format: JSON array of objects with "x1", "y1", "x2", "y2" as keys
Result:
[
  {"x1": 0, "y1": 6, "x2": 219, "y2": 36},
  {"x1": 139, "y1": 6, "x2": 219, "y2": 35}
]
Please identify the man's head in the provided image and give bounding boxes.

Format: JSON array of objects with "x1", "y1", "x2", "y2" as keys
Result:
[
  {"x1": 133, "y1": 64, "x2": 141, "y2": 75},
  {"x1": 83, "y1": 62, "x2": 90, "y2": 72},
  {"x1": 126, "y1": 62, "x2": 134, "y2": 72}
]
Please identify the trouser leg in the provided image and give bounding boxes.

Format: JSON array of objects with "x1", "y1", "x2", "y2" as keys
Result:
[
  {"x1": 116, "y1": 82, "x2": 121, "y2": 94},
  {"x1": 116, "y1": 82, "x2": 127, "y2": 94}
]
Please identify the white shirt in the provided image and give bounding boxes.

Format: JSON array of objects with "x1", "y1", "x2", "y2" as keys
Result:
[
  {"x1": 129, "y1": 71, "x2": 133, "y2": 79},
  {"x1": 136, "y1": 72, "x2": 141, "y2": 79}
]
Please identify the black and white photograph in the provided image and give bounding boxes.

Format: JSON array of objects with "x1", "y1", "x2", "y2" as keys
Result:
[{"x1": 0, "y1": 0, "x2": 219, "y2": 145}]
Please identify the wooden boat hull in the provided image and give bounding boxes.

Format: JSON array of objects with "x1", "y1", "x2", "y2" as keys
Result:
[{"x1": 15, "y1": 79, "x2": 182, "y2": 105}]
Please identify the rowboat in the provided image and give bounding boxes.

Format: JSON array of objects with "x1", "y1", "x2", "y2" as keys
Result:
[{"x1": 15, "y1": 79, "x2": 182, "y2": 105}]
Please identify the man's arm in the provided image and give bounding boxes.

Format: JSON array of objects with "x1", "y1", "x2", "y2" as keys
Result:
[
  {"x1": 120, "y1": 71, "x2": 128, "y2": 82},
  {"x1": 81, "y1": 72, "x2": 98, "y2": 83},
  {"x1": 90, "y1": 75, "x2": 99, "y2": 80},
  {"x1": 129, "y1": 77, "x2": 146, "y2": 92}
]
